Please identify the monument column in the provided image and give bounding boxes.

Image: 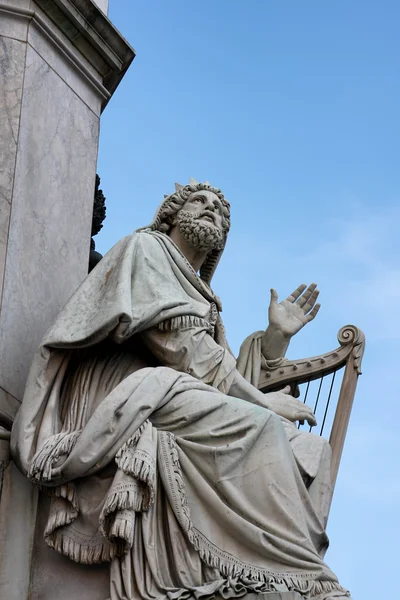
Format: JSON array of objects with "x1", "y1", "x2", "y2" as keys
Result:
[{"x1": 0, "y1": 2, "x2": 134, "y2": 598}]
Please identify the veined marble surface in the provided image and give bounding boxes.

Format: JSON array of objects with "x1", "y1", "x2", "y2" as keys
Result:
[
  {"x1": 27, "y1": 15, "x2": 104, "y2": 116},
  {"x1": 0, "y1": 4, "x2": 133, "y2": 599},
  {"x1": 0, "y1": 42, "x2": 99, "y2": 400},
  {"x1": 0, "y1": 36, "x2": 26, "y2": 302}
]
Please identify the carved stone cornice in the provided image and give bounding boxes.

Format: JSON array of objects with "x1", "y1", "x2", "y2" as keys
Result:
[{"x1": 0, "y1": 0, "x2": 135, "y2": 107}]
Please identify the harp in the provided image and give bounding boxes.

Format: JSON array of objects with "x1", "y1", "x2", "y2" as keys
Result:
[{"x1": 258, "y1": 324, "x2": 365, "y2": 516}]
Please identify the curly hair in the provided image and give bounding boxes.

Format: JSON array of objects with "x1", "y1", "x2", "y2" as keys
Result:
[{"x1": 153, "y1": 183, "x2": 230, "y2": 236}]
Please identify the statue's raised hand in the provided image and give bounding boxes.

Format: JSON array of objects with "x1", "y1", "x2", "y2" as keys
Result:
[
  {"x1": 269, "y1": 283, "x2": 320, "y2": 337},
  {"x1": 261, "y1": 284, "x2": 320, "y2": 360}
]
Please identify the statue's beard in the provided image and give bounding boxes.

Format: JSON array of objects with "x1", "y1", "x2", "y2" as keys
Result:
[{"x1": 176, "y1": 210, "x2": 224, "y2": 252}]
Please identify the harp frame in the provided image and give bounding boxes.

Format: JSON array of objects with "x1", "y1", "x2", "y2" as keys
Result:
[{"x1": 258, "y1": 324, "x2": 365, "y2": 512}]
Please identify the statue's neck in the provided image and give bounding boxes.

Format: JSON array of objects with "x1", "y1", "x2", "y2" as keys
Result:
[{"x1": 168, "y1": 227, "x2": 208, "y2": 273}]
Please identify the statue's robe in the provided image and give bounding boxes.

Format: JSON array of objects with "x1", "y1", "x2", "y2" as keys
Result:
[{"x1": 11, "y1": 231, "x2": 349, "y2": 600}]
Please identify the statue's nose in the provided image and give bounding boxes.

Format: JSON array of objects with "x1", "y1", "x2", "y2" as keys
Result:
[{"x1": 204, "y1": 198, "x2": 215, "y2": 211}]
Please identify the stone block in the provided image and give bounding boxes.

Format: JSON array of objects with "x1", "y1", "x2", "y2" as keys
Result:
[
  {"x1": 29, "y1": 494, "x2": 110, "y2": 600},
  {"x1": 0, "y1": 3, "x2": 134, "y2": 598},
  {"x1": 0, "y1": 387, "x2": 20, "y2": 429},
  {"x1": 0, "y1": 36, "x2": 26, "y2": 300},
  {"x1": 0, "y1": 42, "x2": 100, "y2": 400},
  {"x1": 27, "y1": 17, "x2": 104, "y2": 116},
  {"x1": 0, "y1": 463, "x2": 38, "y2": 600},
  {"x1": 0, "y1": 5, "x2": 29, "y2": 41}
]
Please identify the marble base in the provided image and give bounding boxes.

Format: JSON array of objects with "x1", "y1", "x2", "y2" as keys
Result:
[{"x1": 0, "y1": 2, "x2": 134, "y2": 598}]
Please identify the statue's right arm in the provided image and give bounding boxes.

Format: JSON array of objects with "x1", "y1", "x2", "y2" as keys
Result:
[
  {"x1": 229, "y1": 371, "x2": 316, "y2": 426},
  {"x1": 140, "y1": 325, "x2": 316, "y2": 427}
]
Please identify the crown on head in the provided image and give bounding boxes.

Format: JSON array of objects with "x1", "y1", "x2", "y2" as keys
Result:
[{"x1": 164, "y1": 178, "x2": 212, "y2": 198}]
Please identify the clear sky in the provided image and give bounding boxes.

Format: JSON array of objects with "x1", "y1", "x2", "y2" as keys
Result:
[{"x1": 96, "y1": 2, "x2": 400, "y2": 597}]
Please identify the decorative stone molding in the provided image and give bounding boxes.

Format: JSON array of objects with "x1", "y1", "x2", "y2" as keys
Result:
[
  {"x1": 0, "y1": 4, "x2": 135, "y2": 598},
  {"x1": 0, "y1": 0, "x2": 135, "y2": 109}
]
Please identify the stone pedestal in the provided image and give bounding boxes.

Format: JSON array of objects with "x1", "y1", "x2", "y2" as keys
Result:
[{"x1": 0, "y1": 2, "x2": 134, "y2": 598}]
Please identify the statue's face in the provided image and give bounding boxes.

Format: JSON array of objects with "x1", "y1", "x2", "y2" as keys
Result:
[
  {"x1": 173, "y1": 190, "x2": 225, "y2": 253},
  {"x1": 181, "y1": 190, "x2": 224, "y2": 232}
]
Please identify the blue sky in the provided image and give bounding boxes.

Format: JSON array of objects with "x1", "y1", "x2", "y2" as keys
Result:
[{"x1": 96, "y1": 2, "x2": 400, "y2": 596}]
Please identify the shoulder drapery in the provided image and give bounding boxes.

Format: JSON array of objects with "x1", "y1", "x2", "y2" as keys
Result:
[
  {"x1": 10, "y1": 231, "x2": 350, "y2": 599},
  {"x1": 11, "y1": 231, "x2": 226, "y2": 474}
]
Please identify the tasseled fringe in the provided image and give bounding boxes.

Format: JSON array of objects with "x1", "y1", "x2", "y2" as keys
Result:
[
  {"x1": 116, "y1": 452, "x2": 152, "y2": 480},
  {"x1": 115, "y1": 421, "x2": 156, "y2": 510},
  {"x1": 157, "y1": 316, "x2": 211, "y2": 332},
  {"x1": 29, "y1": 430, "x2": 81, "y2": 482},
  {"x1": 45, "y1": 505, "x2": 78, "y2": 535},
  {"x1": 109, "y1": 517, "x2": 135, "y2": 548},
  {"x1": 41, "y1": 482, "x2": 78, "y2": 509},
  {"x1": 99, "y1": 487, "x2": 138, "y2": 545},
  {"x1": 115, "y1": 455, "x2": 155, "y2": 508},
  {"x1": 188, "y1": 530, "x2": 349, "y2": 597},
  {"x1": 102, "y1": 487, "x2": 149, "y2": 515},
  {"x1": 163, "y1": 432, "x2": 350, "y2": 599},
  {"x1": 44, "y1": 530, "x2": 123, "y2": 564}
]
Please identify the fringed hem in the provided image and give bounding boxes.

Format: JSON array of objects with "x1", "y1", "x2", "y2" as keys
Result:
[
  {"x1": 44, "y1": 529, "x2": 122, "y2": 564},
  {"x1": 160, "y1": 431, "x2": 350, "y2": 599},
  {"x1": 115, "y1": 421, "x2": 156, "y2": 509},
  {"x1": 99, "y1": 485, "x2": 141, "y2": 545},
  {"x1": 39, "y1": 421, "x2": 157, "y2": 565},
  {"x1": 44, "y1": 506, "x2": 77, "y2": 536},
  {"x1": 100, "y1": 420, "x2": 156, "y2": 552},
  {"x1": 157, "y1": 315, "x2": 213, "y2": 334},
  {"x1": 109, "y1": 515, "x2": 135, "y2": 546},
  {"x1": 115, "y1": 453, "x2": 155, "y2": 509},
  {"x1": 42, "y1": 482, "x2": 78, "y2": 509},
  {"x1": 29, "y1": 430, "x2": 81, "y2": 482},
  {"x1": 102, "y1": 487, "x2": 147, "y2": 515}
]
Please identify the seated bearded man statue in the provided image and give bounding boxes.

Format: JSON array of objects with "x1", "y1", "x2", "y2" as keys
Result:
[{"x1": 11, "y1": 180, "x2": 351, "y2": 600}]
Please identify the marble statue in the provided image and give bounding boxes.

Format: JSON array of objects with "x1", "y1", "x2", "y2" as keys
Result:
[{"x1": 11, "y1": 180, "x2": 351, "y2": 600}]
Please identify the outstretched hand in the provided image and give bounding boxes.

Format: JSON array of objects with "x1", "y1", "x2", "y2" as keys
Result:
[{"x1": 268, "y1": 283, "x2": 321, "y2": 339}]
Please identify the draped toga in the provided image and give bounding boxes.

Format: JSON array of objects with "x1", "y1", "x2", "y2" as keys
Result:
[{"x1": 11, "y1": 231, "x2": 349, "y2": 600}]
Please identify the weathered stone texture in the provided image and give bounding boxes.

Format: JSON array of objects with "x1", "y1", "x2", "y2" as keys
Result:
[
  {"x1": 0, "y1": 43, "x2": 99, "y2": 401},
  {"x1": 29, "y1": 495, "x2": 109, "y2": 600},
  {"x1": 0, "y1": 463, "x2": 38, "y2": 600},
  {"x1": 0, "y1": 3, "x2": 134, "y2": 599},
  {"x1": 0, "y1": 36, "x2": 26, "y2": 301}
]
